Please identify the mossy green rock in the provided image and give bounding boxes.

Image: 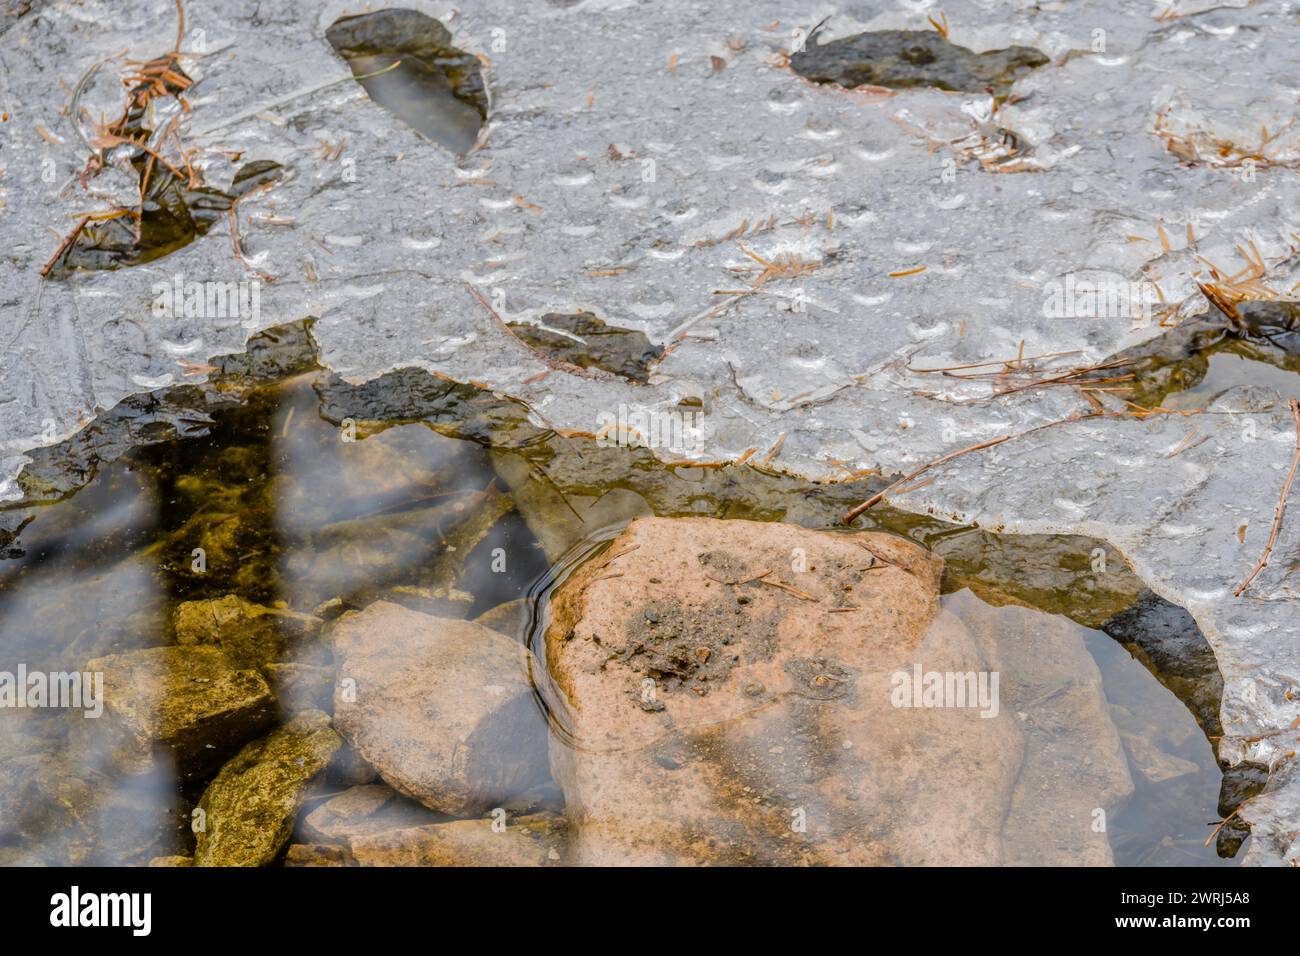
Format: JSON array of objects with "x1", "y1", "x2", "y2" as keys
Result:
[
  {"x1": 194, "y1": 709, "x2": 341, "y2": 867},
  {"x1": 82, "y1": 645, "x2": 275, "y2": 777},
  {"x1": 174, "y1": 594, "x2": 284, "y2": 666}
]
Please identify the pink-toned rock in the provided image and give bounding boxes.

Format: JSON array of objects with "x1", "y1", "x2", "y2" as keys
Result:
[
  {"x1": 301, "y1": 784, "x2": 401, "y2": 843},
  {"x1": 544, "y1": 517, "x2": 1131, "y2": 866},
  {"x1": 331, "y1": 602, "x2": 549, "y2": 815}
]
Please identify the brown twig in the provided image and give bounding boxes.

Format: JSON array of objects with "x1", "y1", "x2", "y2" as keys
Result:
[
  {"x1": 760, "y1": 577, "x2": 818, "y2": 601},
  {"x1": 466, "y1": 283, "x2": 609, "y2": 380},
  {"x1": 173, "y1": 0, "x2": 186, "y2": 56},
  {"x1": 1235, "y1": 398, "x2": 1300, "y2": 597},
  {"x1": 1203, "y1": 806, "x2": 1241, "y2": 848},
  {"x1": 39, "y1": 215, "x2": 91, "y2": 277},
  {"x1": 908, "y1": 349, "x2": 1082, "y2": 374},
  {"x1": 705, "y1": 569, "x2": 771, "y2": 587},
  {"x1": 843, "y1": 412, "x2": 1119, "y2": 523},
  {"x1": 844, "y1": 434, "x2": 1013, "y2": 522}
]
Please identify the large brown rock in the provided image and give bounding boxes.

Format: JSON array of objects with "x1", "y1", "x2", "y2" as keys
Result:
[
  {"x1": 331, "y1": 602, "x2": 550, "y2": 815},
  {"x1": 81, "y1": 646, "x2": 275, "y2": 777},
  {"x1": 544, "y1": 517, "x2": 1131, "y2": 866}
]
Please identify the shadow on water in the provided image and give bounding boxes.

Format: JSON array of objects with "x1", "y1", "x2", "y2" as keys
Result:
[{"x1": 0, "y1": 321, "x2": 1251, "y2": 865}]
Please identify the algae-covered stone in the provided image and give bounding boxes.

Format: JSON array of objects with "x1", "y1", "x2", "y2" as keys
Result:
[
  {"x1": 174, "y1": 594, "x2": 283, "y2": 666},
  {"x1": 331, "y1": 603, "x2": 549, "y2": 815},
  {"x1": 194, "y1": 710, "x2": 341, "y2": 867},
  {"x1": 148, "y1": 855, "x2": 194, "y2": 867},
  {"x1": 83, "y1": 646, "x2": 275, "y2": 777}
]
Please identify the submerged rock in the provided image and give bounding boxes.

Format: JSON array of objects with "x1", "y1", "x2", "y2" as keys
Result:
[
  {"x1": 173, "y1": 594, "x2": 322, "y2": 667},
  {"x1": 297, "y1": 782, "x2": 565, "y2": 865},
  {"x1": 325, "y1": 743, "x2": 378, "y2": 788},
  {"x1": 348, "y1": 812, "x2": 567, "y2": 867},
  {"x1": 545, "y1": 517, "x2": 1131, "y2": 865},
  {"x1": 284, "y1": 843, "x2": 354, "y2": 867},
  {"x1": 0, "y1": 754, "x2": 187, "y2": 865},
  {"x1": 473, "y1": 598, "x2": 532, "y2": 642},
  {"x1": 943, "y1": 590, "x2": 1132, "y2": 865},
  {"x1": 1122, "y1": 733, "x2": 1201, "y2": 785},
  {"x1": 300, "y1": 784, "x2": 440, "y2": 845},
  {"x1": 491, "y1": 449, "x2": 652, "y2": 562},
  {"x1": 194, "y1": 710, "x2": 341, "y2": 867},
  {"x1": 264, "y1": 662, "x2": 335, "y2": 713},
  {"x1": 331, "y1": 602, "x2": 550, "y2": 815},
  {"x1": 82, "y1": 646, "x2": 275, "y2": 777},
  {"x1": 301, "y1": 783, "x2": 396, "y2": 843}
]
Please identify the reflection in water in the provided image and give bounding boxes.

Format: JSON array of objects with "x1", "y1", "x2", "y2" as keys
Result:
[
  {"x1": 1087, "y1": 632, "x2": 1234, "y2": 866},
  {"x1": 1119, "y1": 318, "x2": 1300, "y2": 411},
  {"x1": 325, "y1": 9, "x2": 488, "y2": 155},
  {"x1": 1162, "y1": 350, "x2": 1300, "y2": 410},
  {"x1": 0, "y1": 323, "x2": 1242, "y2": 865}
]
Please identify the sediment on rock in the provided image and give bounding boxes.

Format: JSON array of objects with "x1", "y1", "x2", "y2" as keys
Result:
[{"x1": 544, "y1": 517, "x2": 1132, "y2": 865}]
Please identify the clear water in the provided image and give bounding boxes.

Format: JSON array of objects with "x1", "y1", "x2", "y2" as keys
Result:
[{"x1": 0, "y1": 324, "x2": 1244, "y2": 865}]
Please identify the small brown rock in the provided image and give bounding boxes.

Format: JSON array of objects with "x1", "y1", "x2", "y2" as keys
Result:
[
  {"x1": 331, "y1": 602, "x2": 549, "y2": 815},
  {"x1": 284, "y1": 844, "x2": 354, "y2": 867}
]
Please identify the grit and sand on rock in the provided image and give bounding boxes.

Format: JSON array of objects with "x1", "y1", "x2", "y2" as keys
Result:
[{"x1": 544, "y1": 517, "x2": 1132, "y2": 866}]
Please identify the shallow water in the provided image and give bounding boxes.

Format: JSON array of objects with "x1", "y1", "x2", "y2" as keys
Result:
[
  {"x1": 0, "y1": 323, "x2": 1245, "y2": 865},
  {"x1": 1162, "y1": 349, "x2": 1300, "y2": 410},
  {"x1": 326, "y1": 9, "x2": 487, "y2": 154},
  {"x1": 1119, "y1": 323, "x2": 1300, "y2": 411}
]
